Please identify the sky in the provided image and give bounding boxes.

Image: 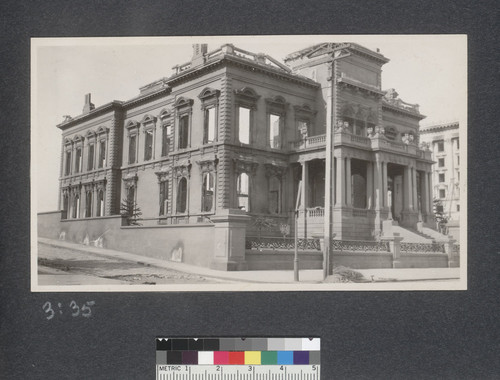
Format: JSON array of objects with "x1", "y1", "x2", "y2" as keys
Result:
[{"x1": 31, "y1": 35, "x2": 467, "y2": 213}]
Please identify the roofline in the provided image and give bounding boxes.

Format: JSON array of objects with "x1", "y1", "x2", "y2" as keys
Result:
[
  {"x1": 56, "y1": 88, "x2": 171, "y2": 130},
  {"x1": 382, "y1": 102, "x2": 426, "y2": 120},
  {"x1": 420, "y1": 121, "x2": 459, "y2": 133},
  {"x1": 165, "y1": 53, "x2": 319, "y2": 88}
]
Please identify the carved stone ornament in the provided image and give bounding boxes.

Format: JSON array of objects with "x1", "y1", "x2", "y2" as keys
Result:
[
  {"x1": 197, "y1": 159, "x2": 218, "y2": 173},
  {"x1": 122, "y1": 173, "x2": 138, "y2": 189},
  {"x1": 335, "y1": 119, "x2": 349, "y2": 131},
  {"x1": 419, "y1": 141, "x2": 430, "y2": 151},
  {"x1": 155, "y1": 168, "x2": 170, "y2": 182},
  {"x1": 299, "y1": 123, "x2": 308, "y2": 139},
  {"x1": 264, "y1": 163, "x2": 287, "y2": 178},
  {"x1": 173, "y1": 164, "x2": 191, "y2": 178},
  {"x1": 402, "y1": 132, "x2": 414, "y2": 145},
  {"x1": 375, "y1": 125, "x2": 385, "y2": 136},
  {"x1": 233, "y1": 158, "x2": 258, "y2": 176}
]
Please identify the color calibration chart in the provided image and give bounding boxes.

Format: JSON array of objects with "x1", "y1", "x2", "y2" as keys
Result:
[{"x1": 156, "y1": 337, "x2": 320, "y2": 379}]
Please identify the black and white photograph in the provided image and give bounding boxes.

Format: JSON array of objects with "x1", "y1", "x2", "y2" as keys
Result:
[{"x1": 32, "y1": 35, "x2": 467, "y2": 291}]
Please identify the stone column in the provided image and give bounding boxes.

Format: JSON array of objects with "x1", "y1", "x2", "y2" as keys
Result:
[
  {"x1": 404, "y1": 166, "x2": 411, "y2": 211},
  {"x1": 366, "y1": 161, "x2": 373, "y2": 209},
  {"x1": 301, "y1": 160, "x2": 309, "y2": 238},
  {"x1": 374, "y1": 156, "x2": 382, "y2": 210},
  {"x1": 422, "y1": 170, "x2": 429, "y2": 219},
  {"x1": 345, "y1": 157, "x2": 352, "y2": 207},
  {"x1": 412, "y1": 166, "x2": 418, "y2": 212},
  {"x1": 335, "y1": 156, "x2": 345, "y2": 206},
  {"x1": 427, "y1": 171, "x2": 433, "y2": 215},
  {"x1": 382, "y1": 161, "x2": 388, "y2": 208},
  {"x1": 210, "y1": 209, "x2": 251, "y2": 271}
]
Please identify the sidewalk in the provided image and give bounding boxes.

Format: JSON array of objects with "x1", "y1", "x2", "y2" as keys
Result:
[{"x1": 37, "y1": 238, "x2": 460, "y2": 284}]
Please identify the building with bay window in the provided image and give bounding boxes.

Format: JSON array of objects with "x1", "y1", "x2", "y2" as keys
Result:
[{"x1": 49, "y1": 42, "x2": 445, "y2": 270}]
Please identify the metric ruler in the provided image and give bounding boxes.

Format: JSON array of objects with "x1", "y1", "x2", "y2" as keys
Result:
[{"x1": 156, "y1": 337, "x2": 320, "y2": 380}]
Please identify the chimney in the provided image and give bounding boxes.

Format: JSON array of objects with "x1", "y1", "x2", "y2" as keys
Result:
[
  {"x1": 192, "y1": 44, "x2": 208, "y2": 67},
  {"x1": 82, "y1": 93, "x2": 95, "y2": 114}
]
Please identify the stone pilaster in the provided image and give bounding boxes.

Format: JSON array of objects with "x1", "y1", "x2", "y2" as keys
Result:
[
  {"x1": 216, "y1": 150, "x2": 232, "y2": 210},
  {"x1": 219, "y1": 75, "x2": 232, "y2": 143},
  {"x1": 105, "y1": 109, "x2": 123, "y2": 215}
]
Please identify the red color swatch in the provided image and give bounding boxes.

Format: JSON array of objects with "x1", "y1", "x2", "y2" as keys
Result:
[
  {"x1": 214, "y1": 351, "x2": 229, "y2": 364},
  {"x1": 228, "y1": 351, "x2": 245, "y2": 364}
]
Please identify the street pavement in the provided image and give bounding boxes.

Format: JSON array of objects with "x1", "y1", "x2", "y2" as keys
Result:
[{"x1": 37, "y1": 237, "x2": 461, "y2": 286}]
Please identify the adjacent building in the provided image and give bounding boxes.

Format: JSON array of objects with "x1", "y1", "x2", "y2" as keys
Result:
[{"x1": 419, "y1": 121, "x2": 460, "y2": 239}]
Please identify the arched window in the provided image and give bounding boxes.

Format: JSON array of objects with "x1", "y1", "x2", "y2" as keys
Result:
[
  {"x1": 159, "y1": 180, "x2": 169, "y2": 216},
  {"x1": 85, "y1": 191, "x2": 92, "y2": 217},
  {"x1": 237, "y1": 173, "x2": 249, "y2": 211},
  {"x1": 177, "y1": 177, "x2": 187, "y2": 213},
  {"x1": 201, "y1": 172, "x2": 214, "y2": 212}
]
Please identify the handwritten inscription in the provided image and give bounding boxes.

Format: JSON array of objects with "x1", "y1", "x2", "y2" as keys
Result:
[{"x1": 42, "y1": 301, "x2": 95, "y2": 320}]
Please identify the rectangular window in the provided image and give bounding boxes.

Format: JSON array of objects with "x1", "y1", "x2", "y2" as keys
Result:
[
  {"x1": 238, "y1": 107, "x2": 250, "y2": 144},
  {"x1": 439, "y1": 189, "x2": 446, "y2": 199},
  {"x1": 203, "y1": 107, "x2": 216, "y2": 144},
  {"x1": 161, "y1": 125, "x2": 170, "y2": 157},
  {"x1": 237, "y1": 173, "x2": 249, "y2": 211},
  {"x1": 159, "y1": 181, "x2": 169, "y2": 216},
  {"x1": 128, "y1": 135, "x2": 136, "y2": 164},
  {"x1": 144, "y1": 130, "x2": 153, "y2": 161},
  {"x1": 269, "y1": 114, "x2": 281, "y2": 148},
  {"x1": 455, "y1": 138, "x2": 459, "y2": 150},
  {"x1": 439, "y1": 173, "x2": 445, "y2": 183},
  {"x1": 65, "y1": 151, "x2": 71, "y2": 176},
  {"x1": 437, "y1": 141, "x2": 444, "y2": 152},
  {"x1": 178, "y1": 115, "x2": 189, "y2": 149},
  {"x1": 202, "y1": 173, "x2": 215, "y2": 212},
  {"x1": 85, "y1": 191, "x2": 92, "y2": 217},
  {"x1": 456, "y1": 204, "x2": 460, "y2": 212},
  {"x1": 74, "y1": 148, "x2": 82, "y2": 173},
  {"x1": 98, "y1": 140, "x2": 106, "y2": 168},
  {"x1": 87, "y1": 144, "x2": 94, "y2": 171},
  {"x1": 456, "y1": 155, "x2": 460, "y2": 166},
  {"x1": 438, "y1": 158, "x2": 445, "y2": 167}
]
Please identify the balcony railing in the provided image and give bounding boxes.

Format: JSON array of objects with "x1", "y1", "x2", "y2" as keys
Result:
[
  {"x1": 331, "y1": 239, "x2": 390, "y2": 253},
  {"x1": 400, "y1": 242, "x2": 446, "y2": 254},
  {"x1": 289, "y1": 134, "x2": 326, "y2": 150}
]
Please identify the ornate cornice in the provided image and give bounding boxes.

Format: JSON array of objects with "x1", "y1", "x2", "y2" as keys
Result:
[{"x1": 197, "y1": 159, "x2": 218, "y2": 173}]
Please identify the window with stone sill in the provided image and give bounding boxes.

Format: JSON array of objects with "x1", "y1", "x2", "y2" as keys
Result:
[
  {"x1": 203, "y1": 107, "x2": 216, "y2": 145},
  {"x1": 237, "y1": 172, "x2": 250, "y2": 212},
  {"x1": 128, "y1": 134, "x2": 137, "y2": 164},
  {"x1": 144, "y1": 129, "x2": 154, "y2": 161},
  {"x1": 238, "y1": 107, "x2": 251, "y2": 145},
  {"x1": 87, "y1": 143, "x2": 95, "y2": 171},
  {"x1": 159, "y1": 180, "x2": 169, "y2": 216},
  {"x1": 234, "y1": 87, "x2": 259, "y2": 145},
  {"x1": 65, "y1": 150, "x2": 71, "y2": 176},
  {"x1": 72, "y1": 193, "x2": 80, "y2": 219},
  {"x1": 438, "y1": 158, "x2": 445, "y2": 167},
  {"x1": 96, "y1": 189, "x2": 104, "y2": 217},
  {"x1": 269, "y1": 114, "x2": 281, "y2": 149},
  {"x1": 178, "y1": 114, "x2": 189, "y2": 149},
  {"x1": 439, "y1": 173, "x2": 445, "y2": 183},
  {"x1": 98, "y1": 140, "x2": 106, "y2": 168},
  {"x1": 161, "y1": 124, "x2": 171, "y2": 157},
  {"x1": 437, "y1": 141, "x2": 444, "y2": 152},
  {"x1": 439, "y1": 189, "x2": 446, "y2": 199},
  {"x1": 85, "y1": 191, "x2": 92, "y2": 217},
  {"x1": 201, "y1": 172, "x2": 215, "y2": 212},
  {"x1": 176, "y1": 177, "x2": 188, "y2": 213},
  {"x1": 268, "y1": 176, "x2": 281, "y2": 214},
  {"x1": 74, "y1": 147, "x2": 82, "y2": 173}
]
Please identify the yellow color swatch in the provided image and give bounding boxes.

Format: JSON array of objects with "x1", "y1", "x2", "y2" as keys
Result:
[{"x1": 244, "y1": 351, "x2": 261, "y2": 365}]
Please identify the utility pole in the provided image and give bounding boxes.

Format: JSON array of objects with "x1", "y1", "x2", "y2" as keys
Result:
[{"x1": 324, "y1": 45, "x2": 351, "y2": 280}]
